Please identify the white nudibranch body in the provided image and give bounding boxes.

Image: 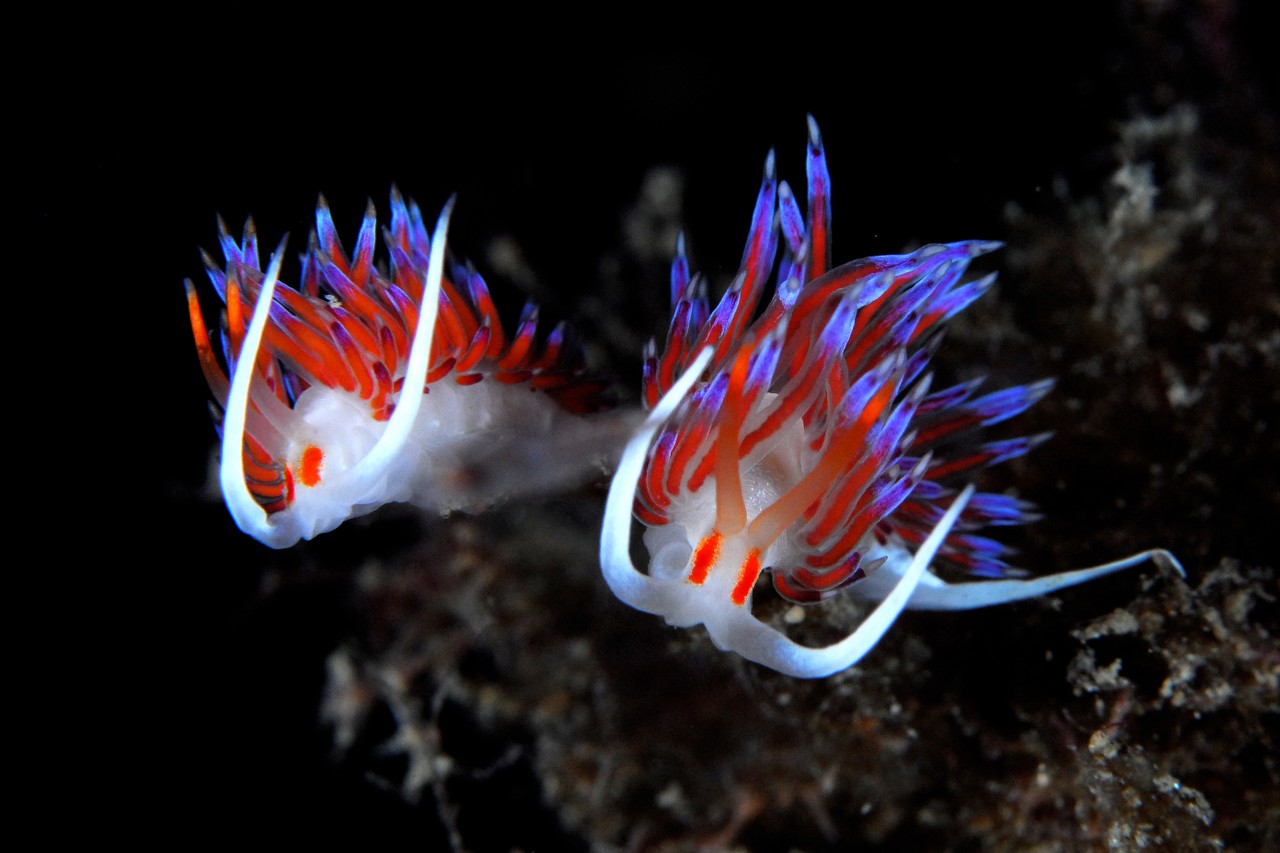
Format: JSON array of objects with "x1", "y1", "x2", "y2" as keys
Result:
[
  {"x1": 599, "y1": 118, "x2": 1182, "y2": 678},
  {"x1": 187, "y1": 192, "x2": 614, "y2": 548}
]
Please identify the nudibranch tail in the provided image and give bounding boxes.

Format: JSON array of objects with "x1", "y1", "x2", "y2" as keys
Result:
[
  {"x1": 188, "y1": 191, "x2": 610, "y2": 548},
  {"x1": 604, "y1": 116, "x2": 1183, "y2": 677},
  {"x1": 849, "y1": 547, "x2": 1185, "y2": 611}
]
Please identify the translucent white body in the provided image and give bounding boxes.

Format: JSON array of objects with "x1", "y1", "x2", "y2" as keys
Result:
[{"x1": 220, "y1": 199, "x2": 628, "y2": 548}]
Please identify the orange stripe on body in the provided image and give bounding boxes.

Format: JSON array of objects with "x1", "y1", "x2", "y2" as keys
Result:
[
  {"x1": 298, "y1": 445, "x2": 324, "y2": 487},
  {"x1": 688, "y1": 533, "x2": 722, "y2": 585},
  {"x1": 731, "y1": 549, "x2": 763, "y2": 606}
]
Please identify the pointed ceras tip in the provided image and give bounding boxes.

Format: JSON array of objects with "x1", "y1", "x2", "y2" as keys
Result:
[
  {"x1": 1027, "y1": 378, "x2": 1057, "y2": 401},
  {"x1": 806, "y1": 113, "x2": 822, "y2": 149},
  {"x1": 270, "y1": 233, "x2": 291, "y2": 265},
  {"x1": 1026, "y1": 431, "x2": 1055, "y2": 451},
  {"x1": 971, "y1": 271, "x2": 998, "y2": 292},
  {"x1": 764, "y1": 148, "x2": 776, "y2": 180},
  {"x1": 1155, "y1": 550, "x2": 1187, "y2": 578},
  {"x1": 968, "y1": 240, "x2": 1005, "y2": 257}
]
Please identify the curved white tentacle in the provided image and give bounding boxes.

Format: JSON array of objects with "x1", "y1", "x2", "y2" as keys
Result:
[
  {"x1": 219, "y1": 238, "x2": 300, "y2": 548},
  {"x1": 712, "y1": 484, "x2": 976, "y2": 678},
  {"x1": 850, "y1": 547, "x2": 1185, "y2": 611},
  {"x1": 600, "y1": 347, "x2": 714, "y2": 613},
  {"x1": 336, "y1": 195, "x2": 454, "y2": 497}
]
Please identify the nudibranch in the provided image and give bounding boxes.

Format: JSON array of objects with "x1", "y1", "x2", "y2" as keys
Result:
[
  {"x1": 601, "y1": 117, "x2": 1182, "y2": 678},
  {"x1": 186, "y1": 191, "x2": 611, "y2": 548}
]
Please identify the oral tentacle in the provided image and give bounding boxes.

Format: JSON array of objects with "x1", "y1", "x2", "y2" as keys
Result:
[
  {"x1": 219, "y1": 236, "x2": 295, "y2": 547},
  {"x1": 601, "y1": 348, "x2": 714, "y2": 613}
]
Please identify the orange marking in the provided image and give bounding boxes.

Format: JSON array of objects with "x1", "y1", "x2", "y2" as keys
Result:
[
  {"x1": 299, "y1": 445, "x2": 324, "y2": 487},
  {"x1": 731, "y1": 549, "x2": 762, "y2": 606},
  {"x1": 688, "y1": 532, "x2": 722, "y2": 585}
]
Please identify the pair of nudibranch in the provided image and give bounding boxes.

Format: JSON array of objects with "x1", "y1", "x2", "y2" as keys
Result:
[{"x1": 187, "y1": 118, "x2": 1180, "y2": 678}]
